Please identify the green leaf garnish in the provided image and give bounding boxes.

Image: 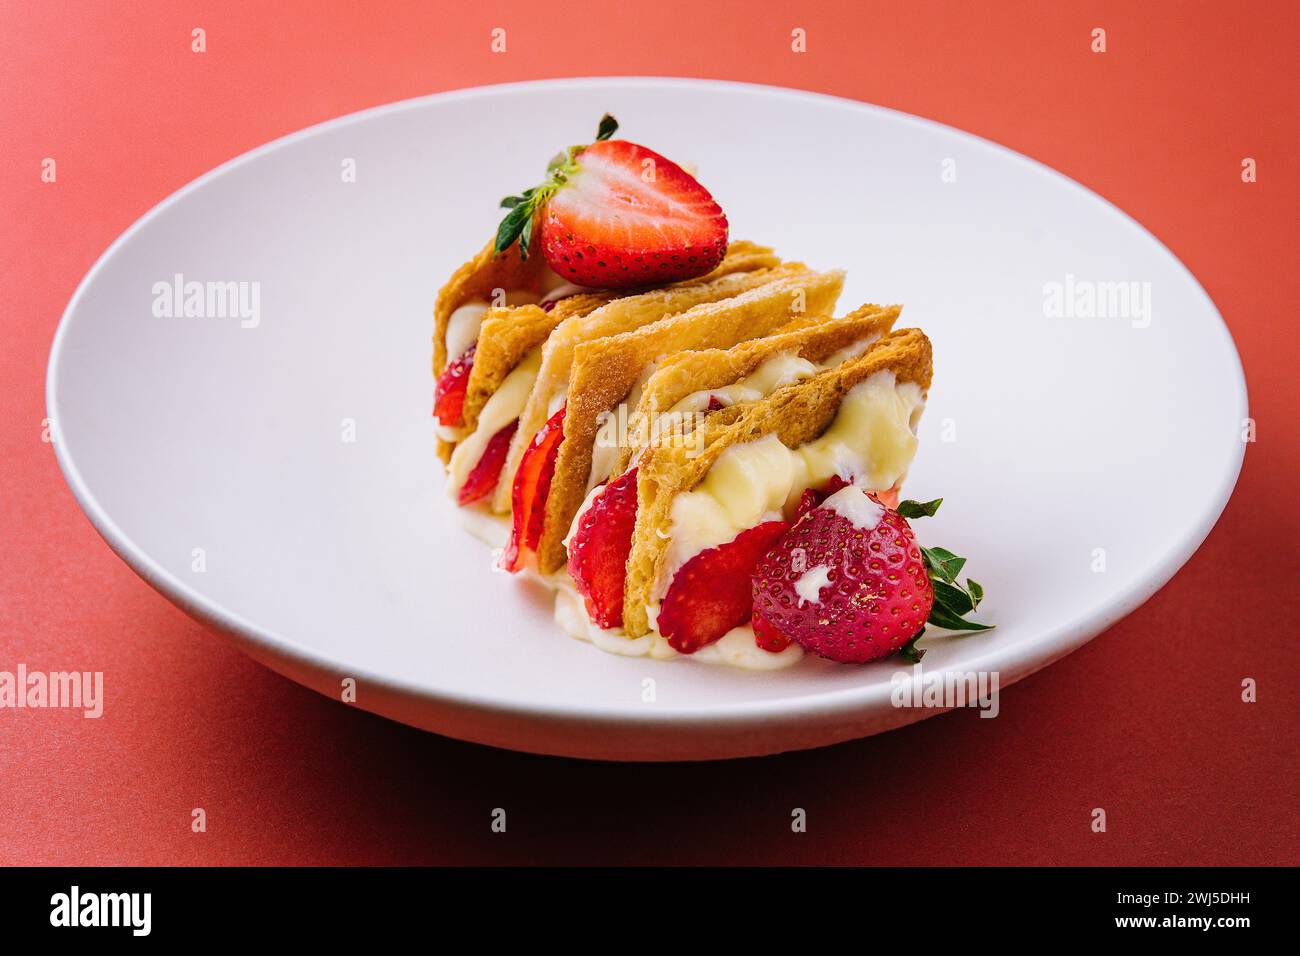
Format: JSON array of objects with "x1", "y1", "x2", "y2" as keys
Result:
[
  {"x1": 520, "y1": 214, "x2": 534, "y2": 259},
  {"x1": 927, "y1": 604, "x2": 994, "y2": 632},
  {"x1": 892, "y1": 506, "x2": 993, "y2": 660},
  {"x1": 897, "y1": 498, "x2": 943, "y2": 519},
  {"x1": 931, "y1": 579, "x2": 973, "y2": 616},
  {"x1": 921, "y1": 546, "x2": 966, "y2": 583},
  {"x1": 494, "y1": 201, "x2": 533, "y2": 256},
  {"x1": 493, "y1": 114, "x2": 619, "y2": 260}
]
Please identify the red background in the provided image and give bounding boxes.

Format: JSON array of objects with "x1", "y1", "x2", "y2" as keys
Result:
[{"x1": 1, "y1": 0, "x2": 1296, "y2": 865}]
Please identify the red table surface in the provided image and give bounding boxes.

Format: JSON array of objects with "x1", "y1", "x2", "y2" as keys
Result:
[{"x1": 1, "y1": 0, "x2": 1297, "y2": 866}]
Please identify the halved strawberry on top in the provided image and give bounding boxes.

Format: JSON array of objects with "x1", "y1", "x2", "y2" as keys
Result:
[
  {"x1": 499, "y1": 407, "x2": 566, "y2": 572},
  {"x1": 567, "y1": 468, "x2": 639, "y2": 629},
  {"x1": 494, "y1": 115, "x2": 728, "y2": 289},
  {"x1": 434, "y1": 345, "x2": 475, "y2": 427}
]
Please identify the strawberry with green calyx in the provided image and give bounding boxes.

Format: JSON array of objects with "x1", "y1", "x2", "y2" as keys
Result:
[
  {"x1": 751, "y1": 489, "x2": 991, "y2": 664},
  {"x1": 751, "y1": 488, "x2": 932, "y2": 664},
  {"x1": 894, "y1": 497, "x2": 992, "y2": 663},
  {"x1": 493, "y1": 114, "x2": 729, "y2": 290}
]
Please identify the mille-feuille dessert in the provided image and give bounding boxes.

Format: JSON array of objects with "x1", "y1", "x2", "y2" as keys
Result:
[{"x1": 432, "y1": 116, "x2": 990, "y2": 669}]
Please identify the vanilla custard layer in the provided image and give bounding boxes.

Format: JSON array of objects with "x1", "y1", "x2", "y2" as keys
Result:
[
  {"x1": 587, "y1": 336, "x2": 881, "y2": 496},
  {"x1": 668, "y1": 336, "x2": 879, "y2": 415},
  {"x1": 588, "y1": 362, "x2": 660, "y2": 491},
  {"x1": 445, "y1": 289, "x2": 544, "y2": 361}
]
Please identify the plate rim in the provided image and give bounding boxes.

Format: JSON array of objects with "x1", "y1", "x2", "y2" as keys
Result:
[{"x1": 45, "y1": 76, "x2": 1249, "y2": 735}]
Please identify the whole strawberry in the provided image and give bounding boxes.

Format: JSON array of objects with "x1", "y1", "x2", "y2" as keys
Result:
[
  {"x1": 494, "y1": 115, "x2": 729, "y2": 289},
  {"x1": 751, "y1": 486, "x2": 933, "y2": 664}
]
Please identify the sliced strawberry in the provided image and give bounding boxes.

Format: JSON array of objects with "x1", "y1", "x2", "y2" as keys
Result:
[
  {"x1": 657, "y1": 520, "x2": 790, "y2": 653},
  {"x1": 434, "y1": 345, "x2": 475, "y2": 427},
  {"x1": 500, "y1": 406, "x2": 566, "y2": 572},
  {"x1": 458, "y1": 419, "x2": 519, "y2": 507},
  {"x1": 706, "y1": 395, "x2": 725, "y2": 411},
  {"x1": 567, "y1": 468, "x2": 638, "y2": 628},
  {"x1": 752, "y1": 610, "x2": 794, "y2": 653},
  {"x1": 538, "y1": 139, "x2": 727, "y2": 289},
  {"x1": 494, "y1": 115, "x2": 728, "y2": 289}
]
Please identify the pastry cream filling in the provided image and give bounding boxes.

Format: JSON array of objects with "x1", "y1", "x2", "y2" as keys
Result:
[
  {"x1": 668, "y1": 335, "x2": 881, "y2": 415},
  {"x1": 582, "y1": 337, "x2": 882, "y2": 496},
  {"x1": 446, "y1": 346, "x2": 544, "y2": 503},
  {"x1": 655, "y1": 369, "x2": 925, "y2": 603},
  {"x1": 670, "y1": 352, "x2": 815, "y2": 413},
  {"x1": 444, "y1": 289, "x2": 543, "y2": 363},
  {"x1": 587, "y1": 362, "x2": 661, "y2": 492},
  {"x1": 445, "y1": 302, "x2": 489, "y2": 362}
]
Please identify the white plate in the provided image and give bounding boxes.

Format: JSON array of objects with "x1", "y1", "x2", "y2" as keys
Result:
[{"x1": 47, "y1": 78, "x2": 1246, "y2": 760}]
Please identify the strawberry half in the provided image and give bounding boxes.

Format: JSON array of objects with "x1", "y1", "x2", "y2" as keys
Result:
[
  {"x1": 458, "y1": 419, "x2": 518, "y2": 507},
  {"x1": 752, "y1": 486, "x2": 933, "y2": 664},
  {"x1": 657, "y1": 520, "x2": 790, "y2": 654},
  {"x1": 500, "y1": 406, "x2": 566, "y2": 572},
  {"x1": 494, "y1": 115, "x2": 728, "y2": 289},
  {"x1": 567, "y1": 468, "x2": 639, "y2": 628},
  {"x1": 434, "y1": 345, "x2": 474, "y2": 427}
]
